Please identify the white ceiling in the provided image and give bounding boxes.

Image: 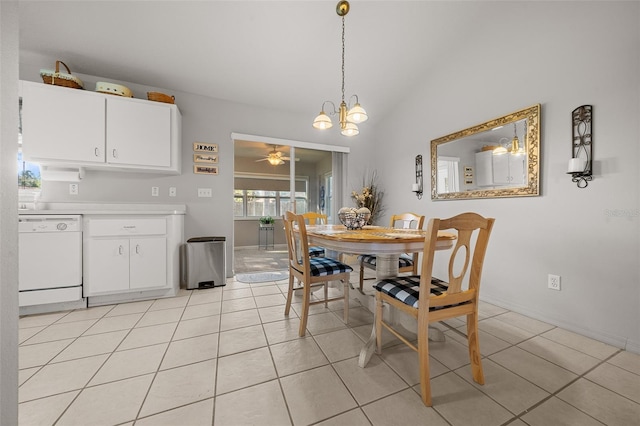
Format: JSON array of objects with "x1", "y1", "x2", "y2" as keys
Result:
[{"x1": 18, "y1": 0, "x2": 493, "y2": 123}]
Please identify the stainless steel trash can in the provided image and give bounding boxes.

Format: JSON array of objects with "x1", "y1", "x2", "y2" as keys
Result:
[{"x1": 182, "y1": 236, "x2": 226, "y2": 289}]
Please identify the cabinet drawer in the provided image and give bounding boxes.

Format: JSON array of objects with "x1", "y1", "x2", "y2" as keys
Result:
[{"x1": 87, "y1": 218, "x2": 167, "y2": 237}]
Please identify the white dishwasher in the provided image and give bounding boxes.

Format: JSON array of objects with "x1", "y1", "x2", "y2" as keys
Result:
[{"x1": 18, "y1": 215, "x2": 83, "y2": 307}]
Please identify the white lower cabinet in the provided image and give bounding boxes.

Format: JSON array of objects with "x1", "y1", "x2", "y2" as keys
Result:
[{"x1": 84, "y1": 217, "x2": 170, "y2": 297}]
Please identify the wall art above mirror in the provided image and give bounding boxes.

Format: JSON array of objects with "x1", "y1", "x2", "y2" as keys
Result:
[{"x1": 431, "y1": 104, "x2": 540, "y2": 200}]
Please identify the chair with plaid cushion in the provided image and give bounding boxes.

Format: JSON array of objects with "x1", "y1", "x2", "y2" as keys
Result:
[
  {"x1": 283, "y1": 211, "x2": 352, "y2": 337},
  {"x1": 357, "y1": 212, "x2": 425, "y2": 291},
  {"x1": 373, "y1": 212, "x2": 495, "y2": 406},
  {"x1": 302, "y1": 212, "x2": 327, "y2": 258}
]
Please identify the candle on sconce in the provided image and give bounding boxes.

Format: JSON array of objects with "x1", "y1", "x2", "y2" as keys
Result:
[
  {"x1": 568, "y1": 158, "x2": 586, "y2": 173},
  {"x1": 411, "y1": 183, "x2": 421, "y2": 192}
]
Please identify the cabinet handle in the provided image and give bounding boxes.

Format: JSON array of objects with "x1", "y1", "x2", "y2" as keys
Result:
[
  {"x1": 135, "y1": 244, "x2": 140, "y2": 254},
  {"x1": 118, "y1": 245, "x2": 124, "y2": 255},
  {"x1": 112, "y1": 149, "x2": 118, "y2": 159},
  {"x1": 94, "y1": 147, "x2": 100, "y2": 157}
]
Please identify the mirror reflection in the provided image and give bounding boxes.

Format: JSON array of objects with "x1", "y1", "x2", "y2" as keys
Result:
[{"x1": 431, "y1": 104, "x2": 540, "y2": 200}]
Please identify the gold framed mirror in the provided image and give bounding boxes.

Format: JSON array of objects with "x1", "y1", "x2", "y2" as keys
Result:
[{"x1": 431, "y1": 104, "x2": 540, "y2": 200}]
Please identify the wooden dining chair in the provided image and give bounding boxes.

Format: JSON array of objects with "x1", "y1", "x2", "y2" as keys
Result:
[
  {"x1": 358, "y1": 212, "x2": 425, "y2": 291},
  {"x1": 373, "y1": 212, "x2": 495, "y2": 406},
  {"x1": 301, "y1": 212, "x2": 327, "y2": 258},
  {"x1": 283, "y1": 211, "x2": 352, "y2": 337}
]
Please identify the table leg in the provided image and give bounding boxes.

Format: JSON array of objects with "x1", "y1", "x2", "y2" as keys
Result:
[{"x1": 358, "y1": 254, "x2": 399, "y2": 368}]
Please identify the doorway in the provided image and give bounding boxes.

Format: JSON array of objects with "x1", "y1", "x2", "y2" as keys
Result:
[{"x1": 232, "y1": 133, "x2": 349, "y2": 274}]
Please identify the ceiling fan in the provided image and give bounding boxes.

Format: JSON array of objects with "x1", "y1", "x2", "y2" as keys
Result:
[{"x1": 255, "y1": 146, "x2": 297, "y2": 166}]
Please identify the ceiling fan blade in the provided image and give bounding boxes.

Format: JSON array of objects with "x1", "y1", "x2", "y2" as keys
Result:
[{"x1": 255, "y1": 158, "x2": 269, "y2": 162}]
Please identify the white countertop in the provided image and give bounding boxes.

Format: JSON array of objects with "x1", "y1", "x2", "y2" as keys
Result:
[{"x1": 18, "y1": 203, "x2": 187, "y2": 215}]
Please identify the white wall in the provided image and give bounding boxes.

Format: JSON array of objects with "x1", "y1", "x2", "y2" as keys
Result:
[
  {"x1": 0, "y1": 1, "x2": 19, "y2": 423},
  {"x1": 367, "y1": 2, "x2": 640, "y2": 351}
]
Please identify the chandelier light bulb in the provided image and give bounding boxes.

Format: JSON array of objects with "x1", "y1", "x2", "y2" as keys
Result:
[
  {"x1": 347, "y1": 103, "x2": 368, "y2": 124},
  {"x1": 313, "y1": 111, "x2": 333, "y2": 129},
  {"x1": 341, "y1": 122, "x2": 359, "y2": 136}
]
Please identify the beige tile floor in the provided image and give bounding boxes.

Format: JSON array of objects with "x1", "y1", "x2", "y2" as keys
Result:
[{"x1": 18, "y1": 273, "x2": 640, "y2": 425}]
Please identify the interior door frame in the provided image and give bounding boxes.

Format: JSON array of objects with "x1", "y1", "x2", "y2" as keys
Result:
[{"x1": 231, "y1": 132, "x2": 350, "y2": 254}]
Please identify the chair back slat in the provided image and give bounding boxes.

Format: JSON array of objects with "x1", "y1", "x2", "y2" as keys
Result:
[
  {"x1": 447, "y1": 228, "x2": 472, "y2": 294},
  {"x1": 284, "y1": 211, "x2": 311, "y2": 275},
  {"x1": 301, "y1": 212, "x2": 327, "y2": 225},
  {"x1": 390, "y1": 212, "x2": 424, "y2": 230}
]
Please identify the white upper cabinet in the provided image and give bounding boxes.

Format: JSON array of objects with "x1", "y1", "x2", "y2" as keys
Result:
[
  {"x1": 106, "y1": 97, "x2": 171, "y2": 167},
  {"x1": 492, "y1": 154, "x2": 525, "y2": 185},
  {"x1": 22, "y1": 82, "x2": 106, "y2": 163},
  {"x1": 475, "y1": 151, "x2": 493, "y2": 187},
  {"x1": 20, "y1": 81, "x2": 181, "y2": 174},
  {"x1": 475, "y1": 150, "x2": 525, "y2": 186}
]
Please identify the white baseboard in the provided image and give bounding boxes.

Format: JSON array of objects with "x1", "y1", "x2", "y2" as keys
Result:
[{"x1": 481, "y1": 293, "x2": 637, "y2": 354}]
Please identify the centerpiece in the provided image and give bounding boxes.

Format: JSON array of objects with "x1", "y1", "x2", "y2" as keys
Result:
[
  {"x1": 351, "y1": 170, "x2": 384, "y2": 225},
  {"x1": 338, "y1": 207, "x2": 371, "y2": 230}
]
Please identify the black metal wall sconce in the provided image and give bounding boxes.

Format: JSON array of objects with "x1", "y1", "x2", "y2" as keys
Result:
[
  {"x1": 568, "y1": 105, "x2": 593, "y2": 188},
  {"x1": 412, "y1": 154, "x2": 423, "y2": 199}
]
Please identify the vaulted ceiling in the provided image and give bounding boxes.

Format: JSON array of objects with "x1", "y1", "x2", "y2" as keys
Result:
[{"x1": 19, "y1": 1, "x2": 494, "y2": 124}]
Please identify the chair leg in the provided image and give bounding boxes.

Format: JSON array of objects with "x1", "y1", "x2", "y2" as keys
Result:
[
  {"x1": 284, "y1": 273, "x2": 294, "y2": 316},
  {"x1": 418, "y1": 313, "x2": 432, "y2": 406},
  {"x1": 467, "y1": 311, "x2": 485, "y2": 385},
  {"x1": 359, "y1": 262, "x2": 365, "y2": 292},
  {"x1": 343, "y1": 278, "x2": 349, "y2": 323},
  {"x1": 298, "y1": 280, "x2": 311, "y2": 337},
  {"x1": 375, "y1": 293, "x2": 383, "y2": 353}
]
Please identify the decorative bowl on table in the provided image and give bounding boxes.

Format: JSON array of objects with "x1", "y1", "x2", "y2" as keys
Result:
[{"x1": 338, "y1": 207, "x2": 371, "y2": 230}]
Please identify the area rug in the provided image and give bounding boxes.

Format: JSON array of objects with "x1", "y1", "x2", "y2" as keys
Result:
[{"x1": 235, "y1": 270, "x2": 289, "y2": 283}]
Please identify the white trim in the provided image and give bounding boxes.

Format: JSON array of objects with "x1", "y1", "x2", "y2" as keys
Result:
[{"x1": 231, "y1": 132, "x2": 350, "y2": 154}]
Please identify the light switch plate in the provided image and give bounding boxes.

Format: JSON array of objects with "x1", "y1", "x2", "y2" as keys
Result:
[{"x1": 198, "y1": 188, "x2": 212, "y2": 197}]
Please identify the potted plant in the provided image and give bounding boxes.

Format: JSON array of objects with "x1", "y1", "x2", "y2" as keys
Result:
[{"x1": 259, "y1": 216, "x2": 274, "y2": 227}]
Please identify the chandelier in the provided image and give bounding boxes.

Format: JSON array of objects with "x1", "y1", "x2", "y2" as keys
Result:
[{"x1": 312, "y1": 0, "x2": 368, "y2": 137}]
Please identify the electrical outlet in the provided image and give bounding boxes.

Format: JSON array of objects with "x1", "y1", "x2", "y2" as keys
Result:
[
  {"x1": 548, "y1": 274, "x2": 561, "y2": 291},
  {"x1": 151, "y1": 187, "x2": 159, "y2": 197},
  {"x1": 169, "y1": 187, "x2": 177, "y2": 197},
  {"x1": 197, "y1": 188, "x2": 212, "y2": 197},
  {"x1": 69, "y1": 183, "x2": 78, "y2": 195}
]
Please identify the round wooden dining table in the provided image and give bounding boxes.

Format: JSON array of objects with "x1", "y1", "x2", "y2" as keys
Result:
[{"x1": 305, "y1": 224, "x2": 456, "y2": 367}]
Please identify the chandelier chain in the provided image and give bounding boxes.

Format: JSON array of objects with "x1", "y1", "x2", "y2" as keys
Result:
[{"x1": 341, "y1": 15, "x2": 345, "y2": 103}]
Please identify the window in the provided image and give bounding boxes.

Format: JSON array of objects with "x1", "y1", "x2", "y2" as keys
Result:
[
  {"x1": 437, "y1": 157, "x2": 460, "y2": 194},
  {"x1": 234, "y1": 175, "x2": 308, "y2": 218},
  {"x1": 18, "y1": 98, "x2": 41, "y2": 206}
]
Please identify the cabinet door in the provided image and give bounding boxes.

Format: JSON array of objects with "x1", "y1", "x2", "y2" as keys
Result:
[
  {"x1": 475, "y1": 151, "x2": 494, "y2": 187},
  {"x1": 129, "y1": 237, "x2": 167, "y2": 290},
  {"x1": 492, "y1": 154, "x2": 511, "y2": 185},
  {"x1": 85, "y1": 238, "x2": 130, "y2": 296},
  {"x1": 22, "y1": 83, "x2": 106, "y2": 163},
  {"x1": 509, "y1": 155, "x2": 526, "y2": 185},
  {"x1": 106, "y1": 98, "x2": 171, "y2": 167}
]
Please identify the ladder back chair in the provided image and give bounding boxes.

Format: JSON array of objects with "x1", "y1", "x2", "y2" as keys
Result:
[
  {"x1": 301, "y1": 212, "x2": 327, "y2": 257},
  {"x1": 373, "y1": 212, "x2": 495, "y2": 406},
  {"x1": 283, "y1": 211, "x2": 352, "y2": 337},
  {"x1": 358, "y1": 212, "x2": 425, "y2": 291}
]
